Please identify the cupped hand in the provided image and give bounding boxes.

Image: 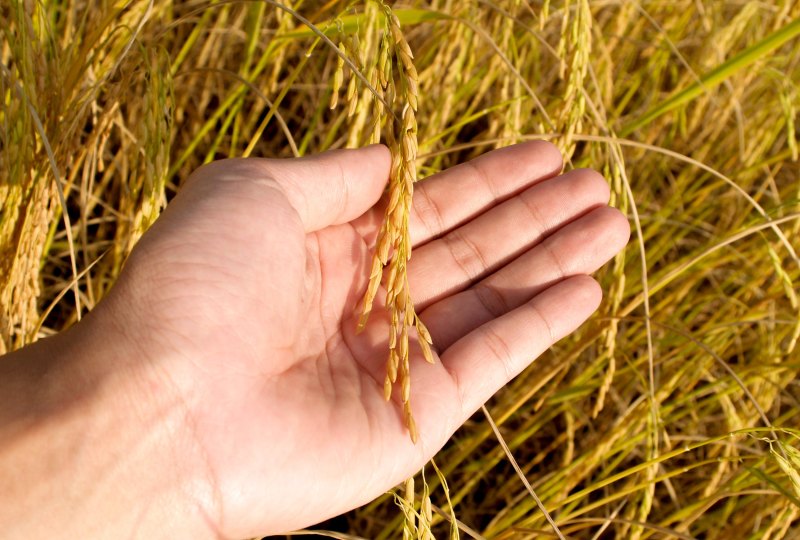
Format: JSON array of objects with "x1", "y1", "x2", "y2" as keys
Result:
[{"x1": 93, "y1": 142, "x2": 629, "y2": 537}]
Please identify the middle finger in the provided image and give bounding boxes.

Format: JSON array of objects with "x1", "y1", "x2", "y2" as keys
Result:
[{"x1": 407, "y1": 168, "x2": 610, "y2": 309}]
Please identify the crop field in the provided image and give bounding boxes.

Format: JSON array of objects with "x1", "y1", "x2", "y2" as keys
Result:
[{"x1": 2, "y1": 1, "x2": 800, "y2": 538}]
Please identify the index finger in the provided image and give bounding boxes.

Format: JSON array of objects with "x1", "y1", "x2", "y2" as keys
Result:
[
  {"x1": 408, "y1": 140, "x2": 563, "y2": 246},
  {"x1": 352, "y1": 140, "x2": 563, "y2": 247}
]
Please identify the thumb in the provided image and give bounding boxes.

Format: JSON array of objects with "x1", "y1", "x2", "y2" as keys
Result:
[{"x1": 258, "y1": 144, "x2": 391, "y2": 232}]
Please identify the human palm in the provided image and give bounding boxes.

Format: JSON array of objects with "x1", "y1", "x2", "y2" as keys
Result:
[{"x1": 98, "y1": 142, "x2": 629, "y2": 537}]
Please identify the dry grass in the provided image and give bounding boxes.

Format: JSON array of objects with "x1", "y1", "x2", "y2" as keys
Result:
[{"x1": 2, "y1": 0, "x2": 800, "y2": 538}]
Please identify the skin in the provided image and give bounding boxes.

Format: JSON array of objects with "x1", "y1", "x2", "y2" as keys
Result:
[{"x1": 0, "y1": 141, "x2": 629, "y2": 539}]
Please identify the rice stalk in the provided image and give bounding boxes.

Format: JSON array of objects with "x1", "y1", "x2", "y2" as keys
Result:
[{"x1": 355, "y1": 1, "x2": 431, "y2": 443}]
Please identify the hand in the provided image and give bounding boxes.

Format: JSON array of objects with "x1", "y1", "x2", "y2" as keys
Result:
[{"x1": 0, "y1": 142, "x2": 629, "y2": 538}]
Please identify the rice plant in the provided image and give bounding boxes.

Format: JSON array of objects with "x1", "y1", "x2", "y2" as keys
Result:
[{"x1": 2, "y1": 0, "x2": 799, "y2": 538}]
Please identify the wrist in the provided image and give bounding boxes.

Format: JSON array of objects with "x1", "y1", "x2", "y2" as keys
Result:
[{"x1": 0, "y1": 311, "x2": 220, "y2": 539}]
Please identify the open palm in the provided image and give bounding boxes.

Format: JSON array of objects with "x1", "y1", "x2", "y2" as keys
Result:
[{"x1": 99, "y1": 141, "x2": 629, "y2": 537}]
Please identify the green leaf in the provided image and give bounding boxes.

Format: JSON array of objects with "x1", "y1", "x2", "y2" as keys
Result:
[
  {"x1": 277, "y1": 8, "x2": 449, "y2": 40},
  {"x1": 621, "y1": 17, "x2": 800, "y2": 136}
]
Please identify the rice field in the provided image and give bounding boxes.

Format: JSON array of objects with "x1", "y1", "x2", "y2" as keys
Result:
[{"x1": 2, "y1": 1, "x2": 800, "y2": 538}]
